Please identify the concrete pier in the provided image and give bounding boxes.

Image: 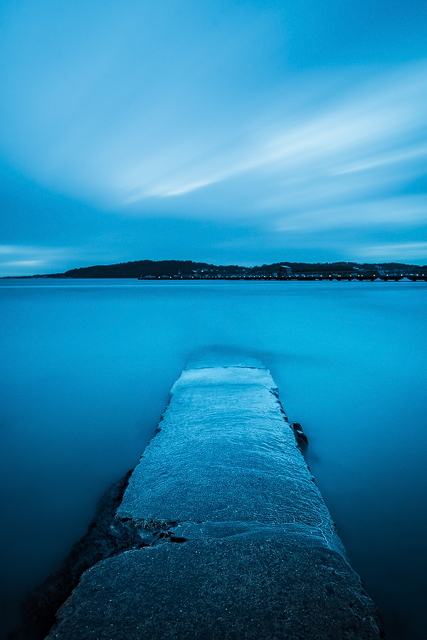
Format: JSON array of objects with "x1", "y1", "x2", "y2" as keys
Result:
[{"x1": 46, "y1": 358, "x2": 384, "y2": 639}]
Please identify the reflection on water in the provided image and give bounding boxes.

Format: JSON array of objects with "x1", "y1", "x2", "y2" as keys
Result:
[{"x1": 0, "y1": 279, "x2": 426, "y2": 639}]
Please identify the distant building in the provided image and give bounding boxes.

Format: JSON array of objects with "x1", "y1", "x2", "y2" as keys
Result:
[{"x1": 278, "y1": 265, "x2": 292, "y2": 279}]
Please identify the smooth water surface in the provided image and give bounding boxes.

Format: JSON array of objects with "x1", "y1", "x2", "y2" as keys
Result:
[{"x1": 0, "y1": 280, "x2": 426, "y2": 639}]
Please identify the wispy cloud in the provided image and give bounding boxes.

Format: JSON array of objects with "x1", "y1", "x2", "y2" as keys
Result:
[
  {"x1": 116, "y1": 62, "x2": 427, "y2": 215},
  {"x1": 331, "y1": 144, "x2": 427, "y2": 176},
  {"x1": 354, "y1": 242, "x2": 427, "y2": 261},
  {"x1": 276, "y1": 196, "x2": 427, "y2": 232},
  {"x1": 2, "y1": 5, "x2": 427, "y2": 226},
  {"x1": 0, "y1": 245, "x2": 81, "y2": 276}
]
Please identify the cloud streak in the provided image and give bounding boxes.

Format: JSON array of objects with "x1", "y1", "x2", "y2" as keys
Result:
[
  {"x1": 276, "y1": 196, "x2": 427, "y2": 233},
  {"x1": 4, "y1": 52, "x2": 427, "y2": 225},
  {"x1": 0, "y1": 245, "x2": 84, "y2": 276},
  {"x1": 355, "y1": 242, "x2": 427, "y2": 261}
]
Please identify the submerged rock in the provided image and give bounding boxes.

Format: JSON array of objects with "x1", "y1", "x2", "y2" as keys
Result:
[{"x1": 17, "y1": 471, "x2": 137, "y2": 639}]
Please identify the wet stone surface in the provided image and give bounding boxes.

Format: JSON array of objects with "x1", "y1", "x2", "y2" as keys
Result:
[{"x1": 117, "y1": 366, "x2": 341, "y2": 546}]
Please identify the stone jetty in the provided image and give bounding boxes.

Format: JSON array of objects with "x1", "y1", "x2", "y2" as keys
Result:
[{"x1": 46, "y1": 356, "x2": 384, "y2": 639}]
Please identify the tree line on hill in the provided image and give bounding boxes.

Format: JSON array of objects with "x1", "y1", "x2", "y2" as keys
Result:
[{"x1": 37, "y1": 259, "x2": 425, "y2": 279}]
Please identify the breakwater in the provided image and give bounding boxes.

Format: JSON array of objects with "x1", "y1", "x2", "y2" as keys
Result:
[{"x1": 45, "y1": 357, "x2": 384, "y2": 639}]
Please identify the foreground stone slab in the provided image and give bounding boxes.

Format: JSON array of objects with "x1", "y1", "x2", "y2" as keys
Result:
[
  {"x1": 46, "y1": 359, "x2": 384, "y2": 639},
  {"x1": 47, "y1": 533, "x2": 382, "y2": 640}
]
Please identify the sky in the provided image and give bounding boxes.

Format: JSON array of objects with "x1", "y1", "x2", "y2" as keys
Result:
[{"x1": 1, "y1": 0, "x2": 427, "y2": 275}]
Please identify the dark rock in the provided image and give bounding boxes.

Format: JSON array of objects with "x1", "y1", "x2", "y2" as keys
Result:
[{"x1": 17, "y1": 470, "x2": 134, "y2": 639}]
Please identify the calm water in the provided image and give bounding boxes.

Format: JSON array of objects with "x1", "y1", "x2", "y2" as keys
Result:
[{"x1": 0, "y1": 279, "x2": 426, "y2": 639}]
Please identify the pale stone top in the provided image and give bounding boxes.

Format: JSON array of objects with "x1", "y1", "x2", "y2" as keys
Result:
[{"x1": 117, "y1": 359, "x2": 343, "y2": 553}]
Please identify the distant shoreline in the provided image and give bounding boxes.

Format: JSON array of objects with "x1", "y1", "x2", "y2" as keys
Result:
[
  {"x1": 2, "y1": 275, "x2": 427, "y2": 282},
  {"x1": 1, "y1": 258, "x2": 426, "y2": 281}
]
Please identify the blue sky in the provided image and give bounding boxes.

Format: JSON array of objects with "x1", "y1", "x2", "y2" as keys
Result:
[{"x1": 1, "y1": 0, "x2": 427, "y2": 275}]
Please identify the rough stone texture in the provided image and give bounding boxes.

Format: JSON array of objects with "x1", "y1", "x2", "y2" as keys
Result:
[
  {"x1": 47, "y1": 533, "x2": 383, "y2": 640},
  {"x1": 45, "y1": 360, "x2": 385, "y2": 639}
]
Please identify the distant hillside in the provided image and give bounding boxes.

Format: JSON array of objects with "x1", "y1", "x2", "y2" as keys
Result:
[
  {"x1": 41, "y1": 259, "x2": 425, "y2": 279},
  {"x1": 55, "y1": 260, "x2": 223, "y2": 278}
]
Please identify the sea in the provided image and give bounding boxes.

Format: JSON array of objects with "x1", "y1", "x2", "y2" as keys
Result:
[{"x1": 0, "y1": 279, "x2": 426, "y2": 640}]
